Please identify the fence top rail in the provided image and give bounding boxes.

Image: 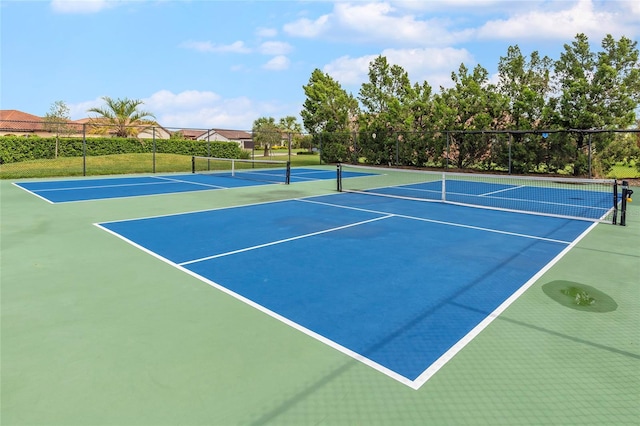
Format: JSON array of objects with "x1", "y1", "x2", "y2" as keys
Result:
[{"x1": 443, "y1": 129, "x2": 640, "y2": 135}]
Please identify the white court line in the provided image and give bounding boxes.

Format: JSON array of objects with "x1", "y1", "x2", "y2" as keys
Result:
[
  {"x1": 94, "y1": 221, "x2": 417, "y2": 388},
  {"x1": 21, "y1": 174, "x2": 232, "y2": 194},
  {"x1": 96, "y1": 192, "x2": 339, "y2": 223},
  {"x1": 12, "y1": 182, "x2": 55, "y2": 204},
  {"x1": 94, "y1": 195, "x2": 597, "y2": 390},
  {"x1": 152, "y1": 175, "x2": 226, "y2": 189},
  {"x1": 298, "y1": 198, "x2": 572, "y2": 245},
  {"x1": 27, "y1": 180, "x2": 177, "y2": 192},
  {"x1": 480, "y1": 185, "x2": 525, "y2": 196},
  {"x1": 412, "y1": 220, "x2": 599, "y2": 389},
  {"x1": 178, "y1": 214, "x2": 394, "y2": 266},
  {"x1": 294, "y1": 170, "x2": 334, "y2": 176}
]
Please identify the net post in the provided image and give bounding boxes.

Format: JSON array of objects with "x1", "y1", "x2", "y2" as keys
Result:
[
  {"x1": 285, "y1": 161, "x2": 291, "y2": 185},
  {"x1": 441, "y1": 172, "x2": 446, "y2": 201},
  {"x1": 613, "y1": 180, "x2": 618, "y2": 225},
  {"x1": 337, "y1": 164, "x2": 343, "y2": 192},
  {"x1": 231, "y1": 159, "x2": 235, "y2": 177},
  {"x1": 191, "y1": 156, "x2": 196, "y2": 174},
  {"x1": 620, "y1": 180, "x2": 632, "y2": 226}
]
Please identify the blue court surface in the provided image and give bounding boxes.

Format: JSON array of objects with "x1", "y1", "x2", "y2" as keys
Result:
[
  {"x1": 96, "y1": 191, "x2": 595, "y2": 388},
  {"x1": 13, "y1": 168, "x2": 345, "y2": 203}
]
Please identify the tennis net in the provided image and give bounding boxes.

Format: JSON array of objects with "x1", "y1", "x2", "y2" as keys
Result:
[
  {"x1": 192, "y1": 156, "x2": 291, "y2": 185},
  {"x1": 337, "y1": 164, "x2": 619, "y2": 223}
]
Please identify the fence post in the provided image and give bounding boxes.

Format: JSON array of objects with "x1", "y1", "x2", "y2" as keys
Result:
[
  {"x1": 588, "y1": 133, "x2": 592, "y2": 179},
  {"x1": 353, "y1": 130, "x2": 357, "y2": 164},
  {"x1": 445, "y1": 132, "x2": 450, "y2": 170},
  {"x1": 82, "y1": 123, "x2": 87, "y2": 176},
  {"x1": 152, "y1": 127, "x2": 156, "y2": 174},
  {"x1": 508, "y1": 132, "x2": 512, "y2": 175}
]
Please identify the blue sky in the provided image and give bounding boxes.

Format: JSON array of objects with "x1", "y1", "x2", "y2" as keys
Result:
[{"x1": 1, "y1": 0, "x2": 639, "y2": 131}]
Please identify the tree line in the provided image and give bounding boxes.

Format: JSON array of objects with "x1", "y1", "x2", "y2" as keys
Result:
[
  {"x1": 38, "y1": 33, "x2": 640, "y2": 177},
  {"x1": 292, "y1": 33, "x2": 640, "y2": 176}
]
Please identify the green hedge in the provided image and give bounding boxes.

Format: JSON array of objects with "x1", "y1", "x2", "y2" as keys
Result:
[{"x1": 0, "y1": 136, "x2": 246, "y2": 164}]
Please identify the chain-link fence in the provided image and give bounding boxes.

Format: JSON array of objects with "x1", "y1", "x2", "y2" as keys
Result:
[
  {"x1": 0, "y1": 120, "x2": 259, "y2": 178},
  {"x1": 314, "y1": 128, "x2": 640, "y2": 178},
  {"x1": 2, "y1": 119, "x2": 638, "y2": 179}
]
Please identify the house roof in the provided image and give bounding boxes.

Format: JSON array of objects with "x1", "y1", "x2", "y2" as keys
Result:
[
  {"x1": 177, "y1": 129, "x2": 208, "y2": 139},
  {"x1": 0, "y1": 109, "x2": 45, "y2": 132},
  {"x1": 212, "y1": 129, "x2": 252, "y2": 140},
  {"x1": 0, "y1": 109, "x2": 43, "y2": 121}
]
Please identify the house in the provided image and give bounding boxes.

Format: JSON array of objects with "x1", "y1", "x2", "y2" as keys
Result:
[
  {"x1": 0, "y1": 110, "x2": 48, "y2": 136},
  {"x1": 196, "y1": 128, "x2": 254, "y2": 149},
  {"x1": 1, "y1": 110, "x2": 251, "y2": 146},
  {"x1": 173, "y1": 129, "x2": 208, "y2": 140}
]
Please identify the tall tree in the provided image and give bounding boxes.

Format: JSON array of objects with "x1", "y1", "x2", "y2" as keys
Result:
[
  {"x1": 498, "y1": 46, "x2": 553, "y2": 129},
  {"x1": 551, "y1": 33, "x2": 640, "y2": 174},
  {"x1": 278, "y1": 116, "x2": 302, "y2": 134},
  {"x1": 87, "y1": 96, "x2": 156, "y2": 138},
  {"x1": 43, "y1": 100, "x2": 73, "y2": 158},
  {"x1": 301, "y1": 69, "x2": 359, "y2": 162},
  {"x1": 358, "y1": 56, "x2": 416, "y2": 165},
  {"x1": 301, "y1": 69, "x2": 359, "y2": 134},
  {"x1": 434, "y1": 63, "x2": 509, "y2": 168},
  {"x1": 401, "y1": 80, "x2": 438, "y2": 167},
  {"x1": 278, "y1": 116, "x2": 303, "y2": 152},
  {"x1": 497, "y1": 46, "x2": 554, "y2": 172},
  {"x1": 252, "y1": 117, "x2": 281, "y2": 156}
]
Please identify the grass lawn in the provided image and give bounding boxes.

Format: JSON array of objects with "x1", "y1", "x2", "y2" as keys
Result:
[{"x1": 608, "y1": 162, "x2": 640, "y2": 179}]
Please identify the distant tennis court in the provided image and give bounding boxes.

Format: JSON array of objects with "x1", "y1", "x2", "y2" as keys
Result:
[
  {"x1": 13, "y1": 165, "x2": 352, "y2": 203},
  {"x1": 97, "y1": 179, "x2": 605, "y2": 388}
]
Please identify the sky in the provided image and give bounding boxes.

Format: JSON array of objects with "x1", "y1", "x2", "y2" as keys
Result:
[{"x1": 1, "y1": 0, "x2": 639, "y2": 131}]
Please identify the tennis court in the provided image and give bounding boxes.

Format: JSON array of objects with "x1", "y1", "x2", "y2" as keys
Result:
[
  {"x1": 13, "y1": 165, "x2": 345, "y2": 203},
  {"x1": 1, "y1": 164, "x2": 638, "y2": 424},
  {"x1": 97, "y1": 191, "x2": 597, "y2": 388}
]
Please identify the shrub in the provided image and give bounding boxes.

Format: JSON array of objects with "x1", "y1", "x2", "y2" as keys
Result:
[{"x1": 0, "y1": 136, "x2": 245, "y2": 164}]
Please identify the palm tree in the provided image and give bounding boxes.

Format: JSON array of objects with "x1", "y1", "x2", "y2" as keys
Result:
[{"x1": 87, "y1": 96, "x2": 156, "y2": 137}]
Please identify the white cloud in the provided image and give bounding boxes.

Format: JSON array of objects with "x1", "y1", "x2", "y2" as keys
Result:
[
  {"x1": 259, "y1": 41, "x2": 293, "y2": 56},
  {"x1": 283, "y1": 14, "x2": 331, "y2": 38},
  {"x1": 179, "y1": 40, "x2": 251, "y2": 54},
  {"x1": 160, "y1": 103, "x2": 258, "y2": 130},
  {"x1": 68, "y1": 97, "x2": 104, "y2": 119},
  {"x1": 284, "y1": 2, "x2": 470, "y2": 46},
  {"x1": 392, "y1": 0, "x2": 510, "y2": 13},
  {"x1": 65, "y1": 90, "x2": 295, "y2": 129},
  {"x1": 144, "y1": 90, "x2": 221, "y2": 112},
  {"x1": 324, "y1": 55, "x2": 378, "y2": 86},
  {"x1": 476, "y1": 0, "x2": 636, "y2": 40},
  {"x1": 256, "y1": 27, "x2": 278, "y2": 38},
  {"x1": 283, "y1": 0, "x2": 638, "y2": 49},
  {"x1": 50, "y1": 0, "x2": 114, "y2": 14},
  {"x1": 143, "y1": 92, "x2": 294, "y2": 129},
  {"x1": 324, "y1": 47, "x2": 473, "y2": 88},
  {"x1": 262, "y1": 55, "x2": 291, "y2": 71},
  {"x1": 627, "y1": 0, "x2": 640, "y2": 16}
]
